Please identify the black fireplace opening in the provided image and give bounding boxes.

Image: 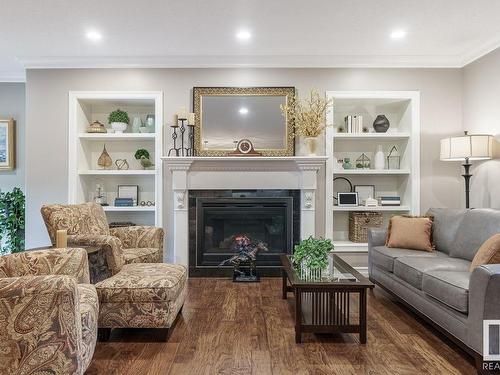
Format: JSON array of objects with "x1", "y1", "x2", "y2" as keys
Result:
[{"x1": 188, "y1": 190, "x2": 300, "y2": 277}]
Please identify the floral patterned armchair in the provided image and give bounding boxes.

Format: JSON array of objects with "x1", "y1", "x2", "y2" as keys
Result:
[
  {"x1": 0, "y1": 248, "x2": 98, "y2": 375},
  {"x1": 41, "y1": 203, "x2": 163, "y2": 275}
]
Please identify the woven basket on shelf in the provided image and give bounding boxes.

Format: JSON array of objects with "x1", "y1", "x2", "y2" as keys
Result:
[{"x1": 348, "y1": 212, "x2": 383, "y2": 243}]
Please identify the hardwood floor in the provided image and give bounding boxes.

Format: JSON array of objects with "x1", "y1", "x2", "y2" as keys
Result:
[{"x1": 86, "y1": 278, "x2": 475, "y2": 374}]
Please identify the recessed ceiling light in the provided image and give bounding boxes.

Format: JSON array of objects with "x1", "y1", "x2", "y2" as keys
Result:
[
  {"x1": 86, "y1": 30, "x2": 102, "y2": 42},
  {"x1": 239, "y1": 107, "x2": 249, "y2": 115},
  {"x1": 236, "y1": 30, "x2": 251, "y2": 41},
  {"x1": 390, "y1": 29, "x2": 407, "y2": 40}
]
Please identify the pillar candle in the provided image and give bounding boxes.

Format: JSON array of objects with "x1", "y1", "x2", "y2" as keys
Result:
[
  {"x1": 173, "y1": 114, "x2": 178, "y2": 126},
  {"x1": 188, "y1": 113, "x2": 195, "y2": 125},
  {"x1": 56, "y1": 229, "x2": 68, "y2": 248},
  {"x1": 178, "y1": 106, "x2": 187, "y2": 120}
]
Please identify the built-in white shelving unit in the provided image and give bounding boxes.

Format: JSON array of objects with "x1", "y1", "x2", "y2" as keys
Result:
[
  {"x1": 325, "y1": 91, "x2": 420, "y2": 258},
  {"x1": 69, "y1": 91, "x2": 163, "y2": 226}
]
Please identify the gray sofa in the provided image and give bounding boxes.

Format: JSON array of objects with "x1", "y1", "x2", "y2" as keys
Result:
[{"x1": 368, "y1": 208, "x2": 500, "y2": 361}]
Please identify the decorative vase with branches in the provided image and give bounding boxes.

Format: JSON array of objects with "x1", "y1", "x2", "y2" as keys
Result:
[
  {"x1": 280, "y1": 90, "x2": 333, "y2": 156},
  {"x1": 0, "y1": 187, "x2": 25, "y2": 254}
]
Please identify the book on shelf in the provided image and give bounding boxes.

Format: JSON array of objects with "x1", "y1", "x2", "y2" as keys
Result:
[
  {"x1": 379, "y1": 196, "x2": 401, "y2": 206},
  {"x1": 114, "y1": 198, "x2": 134, "y2": 207},
  {"x1": 344, "y1": 115, "x2": 363, "y2": 133}
]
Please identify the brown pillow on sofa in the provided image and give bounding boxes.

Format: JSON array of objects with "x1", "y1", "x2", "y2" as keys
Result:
[
  {"x1": 386, "y1": 215, "x2": 434, "y2": 252},
  {"x1": 470, "y1": 234, "x2": 500, "y2": 271}
]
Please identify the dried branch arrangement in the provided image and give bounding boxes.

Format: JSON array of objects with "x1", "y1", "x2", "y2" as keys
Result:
[{"x1": 281, "y1": 90, "x2": 333, "y2": 138}]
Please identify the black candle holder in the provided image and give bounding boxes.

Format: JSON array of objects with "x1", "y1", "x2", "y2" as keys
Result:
[
  {"x1": 187, "y1": 124, "x2": 196, "y2": 156},
  {"x1": 167, "y1": 125, "x2": 180, "y2": 156},
  {"x1": 168, "y1": 117, "x2": 195, "y2": 157}
]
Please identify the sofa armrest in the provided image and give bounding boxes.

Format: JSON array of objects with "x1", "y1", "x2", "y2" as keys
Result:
[
  {"x1": 468, "y1": 264, "x2": 500, "y2": 355},
  {"x1": 0, "y1": 248, "x2": 90, "y2": 284},
  {"x1": 68, "y1": 234, "x2": 124, "y2": 275},
  {"x1": 368, "y1": 228, "x2": 387, "y2": 276},
  {"x1": 109, "y1": 226, "x2": 164, "y2": 250},
  {"x1": 0, "y1": 275, "x2": 84, "y2": 374}
]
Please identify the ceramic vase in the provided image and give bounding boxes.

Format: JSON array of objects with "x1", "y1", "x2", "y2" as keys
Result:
[
  {"x1": 132, "y1": 117, "x2": 142, "y2": 133},
  {"x1": 373, "y1": 115, "x2": 390, "y2": 133},
  {"x1": 305, "y1": 137, "x2": 318, "y2": 156},
  {"x1": 374, "y1": 145, "x2": 385, "y2": 170}
]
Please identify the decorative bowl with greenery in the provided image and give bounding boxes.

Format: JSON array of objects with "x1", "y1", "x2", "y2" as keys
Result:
[
  {"x1": 292, "y1": 236, "x2": 333, "y2": 271},
  {"x1": 134, "y1": 149, "x2": 150, "y2": 160},
  {"x1": 108, "y1": 109, "x2": 130, "y2": 133}
]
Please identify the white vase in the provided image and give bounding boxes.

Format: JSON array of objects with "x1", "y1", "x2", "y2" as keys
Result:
[
  {"x1": 132, "y1": 117, "x2": 142, "y2": 133},
  {"x1": 111, "y1": 122, "x2": 127, "y2": 134},
  {"x1": 305, "y1": 137, "x2": 318, "y2": 156},
  {"x1": 374, "y1": 144, "x2": 385, "y2": 170}
]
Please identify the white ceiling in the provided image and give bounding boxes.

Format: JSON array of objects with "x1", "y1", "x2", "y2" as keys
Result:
[{"x1": 2, "y1": 0, "x2": 500, "y2": 81}]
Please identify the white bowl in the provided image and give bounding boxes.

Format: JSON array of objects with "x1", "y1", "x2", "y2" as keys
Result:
[{"x1": 111, "y1": 122, "x2": 127, "y2": 133}]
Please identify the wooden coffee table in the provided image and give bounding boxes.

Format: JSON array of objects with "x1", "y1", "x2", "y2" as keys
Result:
[{"x1": 281, "y1": 254, "x2": 374, "y2": 344}]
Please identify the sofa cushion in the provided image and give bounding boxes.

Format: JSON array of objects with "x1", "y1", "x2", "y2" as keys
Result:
[
  {"x1": 386, "y1": 215, "x2": 434, "y2": 252},
  {"x1": 77, "y1": 284, "x2": 98, "y2": 371},
  {"x1": 426, "y1": 208, "x2": 466, "y2": 254},
  {"x1": 452, "y1": 209, "x2": 500, "y2": 261},
  {"x1": 394, "y1": 256, "x2": 470, "y2": 290},
  {"x1": 371, "y1": 246, "x2": 445, "y2": 273},
  {"x1": 422, "y1": 271, "x2": 470, "y2": 313},
  {"x1": 123, "y1": 247, "x2": 161, "y2": 264},
  {"x1": 96, "y1": 263, "x2": 187, "y2": 303},
  {"x1": 470, "y1": 234, "x2": 500, "y2": 271}
]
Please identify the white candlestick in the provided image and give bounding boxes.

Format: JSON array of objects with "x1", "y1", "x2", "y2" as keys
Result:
[{"x1": 188, "y1": 113, "x2": 195, "y2": 125}]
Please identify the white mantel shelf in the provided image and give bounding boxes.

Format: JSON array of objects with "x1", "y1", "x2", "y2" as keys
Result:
[{"x1": 162, "y1": 155, "x2": 327, "y2": 266}]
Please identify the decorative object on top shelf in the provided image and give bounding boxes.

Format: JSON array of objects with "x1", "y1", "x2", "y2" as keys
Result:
[
  {"x1": 349, "y1": 212, "x2": 383, "y2": 243},
  {"x1": 132, "y1": 116, "x2": 142, "y2": 133},
  {"x1": 387, "y1": 145, "x2": 400, "y2": 169},
  {"x1": 292, "y1": 236, "x2": 333, "y2": 281},
  {"x1": 373, "y1": 114, "x2": 390, "y2": 133},
  {"x1": 344, "y1": 115, "x2": 365, "y2": 133},
  {"x1": 354, "y1": 185, "x2": 375, "y2": 205},
  {"x1": 118, "y1": 185, "x2": 138, "y2": 206},
  {"x1": 97, "y1": 144, "x2": 112, "y2": 169},
  {"x1": 342, "y1": 157, "x2": 353, "y2": 169},
  {"x1": 355, "y1": 153, "x2": 371, "y2": 169},
  {"x1": 227, "y1": 139, "x2": 262, "y2": 157},
  {"x1": 374, "y1": 144, "x2": 385, "y2": 170},
  {"x1": 440, "y1": 131, "x2": 493, "y2": 208},
  {"x1": 108, "y1": 109, "x2": 130, "y2": 134},
  {"x1": 0, "y1": 118, "x2": 15, "y2": 171},
  {"x1": 115, "y1": 159, "x2": 129, "y2": 170},
  {"x1": 219, "y1": 234, "x2": 268, "y2": 282},
  {"x1": 281, "y1": 89, "x2": 332, "y2": 156},
  {"x1": 86, "y1": 120, "x2": 107, "y2": 134},
  {"x1": 0, "y1": 187, "x2": 25, "y2": 254},
  {"x1": 93, "y1": 183, "x2": 108, "y2": 206}
]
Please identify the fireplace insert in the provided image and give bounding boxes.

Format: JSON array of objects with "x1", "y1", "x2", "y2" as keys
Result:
[{"x1": 188, "y1": 190, "x2": 300, "y2": 276}]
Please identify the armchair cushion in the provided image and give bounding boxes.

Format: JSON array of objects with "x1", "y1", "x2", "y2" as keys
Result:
[
  {"x1": 110, "y1": 225, "x2": 164, "y2": 249},
  {"x1": 41, "y1": 202, "x2": 110, "y2": 244},
  {"x1": 78, "y1": 284, "x2": 98, "y2": 371},
  {"x1": 123, "y1": 247, "x2": 162, "y2": 264},
  {"x1": 0, "y1": 248, "x2": 90, "y2": 284}
]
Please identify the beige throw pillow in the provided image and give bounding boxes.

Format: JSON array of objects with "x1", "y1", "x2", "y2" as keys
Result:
[
  {"x1": 470, "y1": 234, "x2": 500, "y2": 271},
  {"x1": 386, "y1": 215, "x2": 434, "y2": 252}
]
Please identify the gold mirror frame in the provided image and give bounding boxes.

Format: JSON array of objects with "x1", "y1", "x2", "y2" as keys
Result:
[{"x1": 193, "y1": 87, "x2": 295, "y2": 156}]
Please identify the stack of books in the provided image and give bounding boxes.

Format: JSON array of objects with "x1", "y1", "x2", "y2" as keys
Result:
[
  {"x1": 344, "y1": 115, "x2": 364, "y2": 133},
  {"x1": 380, "y1": 196, "x2": 401, "y2": 206},
  {"x1": 114, "y1": 198, "x2": 134, "y2": 207}
]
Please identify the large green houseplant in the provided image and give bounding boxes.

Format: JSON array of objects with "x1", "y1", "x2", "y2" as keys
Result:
[
  {"x1": 292, "y1": 236, "x2": 333, "y2": 279},
  {"x1": 0, "y1": 187, "x2": 25, "y2": 254}
]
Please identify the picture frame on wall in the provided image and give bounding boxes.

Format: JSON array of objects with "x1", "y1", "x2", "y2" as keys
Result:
[
  {"x1": 0, "y1": 118, "x2": 15, "y2": 171},
  {"x1": 354, "y1": 185, "x2": 375, "y2": 204},
  {"x1": 118, "y1": 185, "x2": 139, "y2": 205}
]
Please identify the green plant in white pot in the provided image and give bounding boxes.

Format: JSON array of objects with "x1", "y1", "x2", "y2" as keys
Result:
[
  {"x1": 292, "y1": 236, "x2": 333, "y2": 280},
  {"x1": 108, "y1": 109, "x2": 130, "y2": 133}
]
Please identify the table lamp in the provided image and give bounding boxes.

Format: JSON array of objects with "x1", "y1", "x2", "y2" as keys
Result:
[{"x1": 440, "y1": 131, "x2": 493, "y2": 208}]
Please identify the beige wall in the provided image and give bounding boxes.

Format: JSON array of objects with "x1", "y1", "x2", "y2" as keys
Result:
[
  {"x1": 463, "y1": 48, "x2": 500, "y2": 208},
  {"x1": 25, "y1": 68, "x2": 463, "y2": 248}
]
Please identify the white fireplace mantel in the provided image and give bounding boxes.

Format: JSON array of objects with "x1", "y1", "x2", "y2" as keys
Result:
[{"x1": 161, "y1": 156, "x2": 327, "y2": 266}]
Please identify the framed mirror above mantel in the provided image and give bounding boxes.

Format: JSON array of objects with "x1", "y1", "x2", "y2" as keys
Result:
[{"x1": 193, "y1": 86, "x2": 295, "y2": 156}]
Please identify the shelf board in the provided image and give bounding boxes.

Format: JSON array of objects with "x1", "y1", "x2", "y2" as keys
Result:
[
  {"x1": 78, "y1": 133, "x2": 155, "y2": 141},
  {"x1": 103, "y1": 206, "x2": 155, "y2": 212},
  {"x1": 333, "y1": 132, "x2": 410, "y2": 140},
  {"x1": 78, "y1": 170, "x2": 156, "y2": 175},
  {"x1": 333, "y1": 205, "x2": 410, "y2": 212},
  {"x1": 334, "y1": 169, "x2": 410, "y2": 175},
  {"x1": 331, "y1": 241, "x2": 368, "y2": 252}
]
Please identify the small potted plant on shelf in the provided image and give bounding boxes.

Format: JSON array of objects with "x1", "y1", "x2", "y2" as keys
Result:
[
  {"x1": 280, "y1": 90, "x2": 333, "y2": 156},
  {"x1": 292, "y1": 236, "x2": 333, "y2": 281},
  {"x1": 108, "y1": 109, "x2": 130, "y2": 133},
  {"x1": 135, "y1": 149, "x2": 154, "y2": 170}
]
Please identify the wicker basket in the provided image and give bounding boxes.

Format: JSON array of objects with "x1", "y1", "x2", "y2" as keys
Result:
[{"x1": 348, "y1": 212, "x2": 383, "y2": 243}]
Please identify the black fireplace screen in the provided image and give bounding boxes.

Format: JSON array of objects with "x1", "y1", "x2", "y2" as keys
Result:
[{"x1": 196, "y1": 198, "x2": 293, "y2": 268}]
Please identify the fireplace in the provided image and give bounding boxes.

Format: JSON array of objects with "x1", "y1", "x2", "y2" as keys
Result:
[{"x1": 188, "y1": 190, "x2": 300, "y2": 276}]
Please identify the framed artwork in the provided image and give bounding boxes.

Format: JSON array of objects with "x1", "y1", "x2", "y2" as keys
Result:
[
  {"x1": 354, "y1": 185, "x2": 375, "y2": 204},
  {"x1": 118, "y1": 185, "x2": 139, "y2": 205},
  {"x1": 337, "y1": 192, "x2": 359, "y2": 207},
  {"x1": 0, "y1": 118, "x2": 15, "y2": 171}
]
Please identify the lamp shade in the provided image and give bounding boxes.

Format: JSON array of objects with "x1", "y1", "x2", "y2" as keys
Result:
[{"x1": 440, "y1": 133, "x2": 493, "y2": 161}]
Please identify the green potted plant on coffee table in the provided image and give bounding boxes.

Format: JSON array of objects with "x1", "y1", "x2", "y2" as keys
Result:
[{"x1": 292, "y1": 236, "x2": 333, "y2": 280}]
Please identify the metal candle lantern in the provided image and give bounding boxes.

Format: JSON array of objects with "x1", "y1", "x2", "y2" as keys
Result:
[{"x1": 387, "y1": 146, "x2": 400, "y2": 169}]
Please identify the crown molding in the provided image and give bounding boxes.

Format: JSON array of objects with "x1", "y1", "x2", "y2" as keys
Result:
[
  {"x1": 0, "y1": 71, "x2": 26, "y2": 82},
  {"x1": 19, "y1": 54, "x2": 465, "y2": 69},
  {"x1": 460, "y1": 36, "x2": 500, "y2": 67}
]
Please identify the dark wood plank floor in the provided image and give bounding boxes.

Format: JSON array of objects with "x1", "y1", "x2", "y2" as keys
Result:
[{"x1": 86, "y1": 278, "x2": 475, "y2": 374}]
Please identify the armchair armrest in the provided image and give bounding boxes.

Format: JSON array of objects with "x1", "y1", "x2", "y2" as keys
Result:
[
  {"x1": 109, "y1": 226, "x2": 164, "y2": 249},
  {"x1": 468, "y1": 264, "x2": 500, "y2": 355},
  {"x1": 68, "y1": 234, "x2": 124, "y2": 275},
  {"x1": 0, "y1": 248, "x2": 90, "y2": 284},
  {"x1": 0, "y1": 275, "x2": 84, "y2": 374}
]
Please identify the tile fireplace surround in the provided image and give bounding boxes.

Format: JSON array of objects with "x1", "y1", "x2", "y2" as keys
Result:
[{"x1": 162, "y1": 156, "x2": 328, "y2": 267}]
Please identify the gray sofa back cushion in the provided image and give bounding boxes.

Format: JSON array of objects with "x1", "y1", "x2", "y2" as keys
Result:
[
  {"x1": 426, "y1": 208, "x2": 467, "y2": 254},
  {"x1": 451, "y1": 209, "x2": 500, "y2": 261}
]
